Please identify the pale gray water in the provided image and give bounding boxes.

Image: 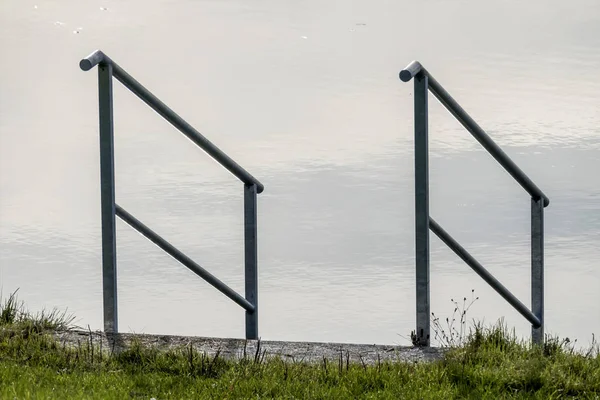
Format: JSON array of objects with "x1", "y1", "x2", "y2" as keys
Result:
[{"x1": 1, "y1": 0, "x2": 599, "y2": 346}]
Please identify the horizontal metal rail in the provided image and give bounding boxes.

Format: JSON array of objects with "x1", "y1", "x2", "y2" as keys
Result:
[
  {"x1": 400, "y1": 61, "x2": 549, "y2": 207},
  {"x1": 429, "y1": 217, "x2": 541, "y2": 328},
  {"x1": 80, "y1": 50, "x2": 264, "y2": 194},
  {"x1": 116, "y1": 204, "x2": 255, "y2": 313}
]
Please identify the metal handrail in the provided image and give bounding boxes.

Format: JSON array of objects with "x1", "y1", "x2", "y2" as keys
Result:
[
  {"x1": 400, "y1": 61, "x2": 549, "y2": 207},
  {"x1": 400, "y1": 60, "x2": 547, "y2": 346},
  {"x1": 80, "y1": 50, "x2": 264, "y2": 193},
  {"x1": 81, "y1": 50, "x2": 261, "y2": 339}
]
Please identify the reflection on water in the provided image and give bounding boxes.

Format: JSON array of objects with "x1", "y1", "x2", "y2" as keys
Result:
[{"x1": 1, "y1": 0, "x2": 599, "y2": 345}]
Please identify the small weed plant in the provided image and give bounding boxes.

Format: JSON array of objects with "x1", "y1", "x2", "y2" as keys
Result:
[{"x1": 431, "y1": 289, "x2": 479, "y2": 348}]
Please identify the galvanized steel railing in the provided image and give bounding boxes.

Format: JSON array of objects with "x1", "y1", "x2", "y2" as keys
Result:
[
  {"x1": 400, "y1": 61, "x2": 548, "y2": 346},
  {"x1": 80, "y1": 50, "x2": 263, "y2": 339}
]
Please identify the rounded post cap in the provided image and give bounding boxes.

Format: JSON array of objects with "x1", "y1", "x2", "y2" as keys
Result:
[
  {"x1": 399, "y1": 60, "x2": 423, "y2": 82},
  {"x1": 79, "y1": 50, "x2": 107, "y2": 71}
]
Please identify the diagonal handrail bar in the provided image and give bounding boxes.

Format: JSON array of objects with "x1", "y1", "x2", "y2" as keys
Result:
[
  {"x1": 80, "y1": 50, "x2": 264, "y2": 193},
  {"x1": 116, "y1": 204, "x2": 255, "y2": 312},
  {"x1": 400, "y1": 61, "x2": 549, "y2": 207},
  {"x1": 429, "y1": 217, "x2": 540, "y2": 327}
]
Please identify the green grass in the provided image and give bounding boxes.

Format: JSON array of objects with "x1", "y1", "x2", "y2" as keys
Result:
[
  {"x1": 0, "y1": 289, "x2": 75, "y2": 332},
  {"x1": 1, "y1": 291, "x2": 599, "y2": 399}
]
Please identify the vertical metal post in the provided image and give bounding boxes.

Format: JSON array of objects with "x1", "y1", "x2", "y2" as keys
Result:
[
  {"x1": 414, "y1": 73, "x2": 430, "y2": 346},
  {"x1": 244, "y1": 184, "x2": 259, "y2": 339},
  {"x1": 531, "y1": 197, "x2": 544, "y2": 345},
  {"x1": 98, "y1": 63, "x2": 118, "y2": 333}
]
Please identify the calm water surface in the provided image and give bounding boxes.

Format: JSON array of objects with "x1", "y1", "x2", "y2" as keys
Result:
[{"x1": 1, "y1": 0, "x2": 599, "y2": 346}]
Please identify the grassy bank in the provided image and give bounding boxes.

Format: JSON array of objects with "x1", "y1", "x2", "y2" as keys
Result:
[{"x1": 1, "y1": 291, "x2": 599, "y2": 399}]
